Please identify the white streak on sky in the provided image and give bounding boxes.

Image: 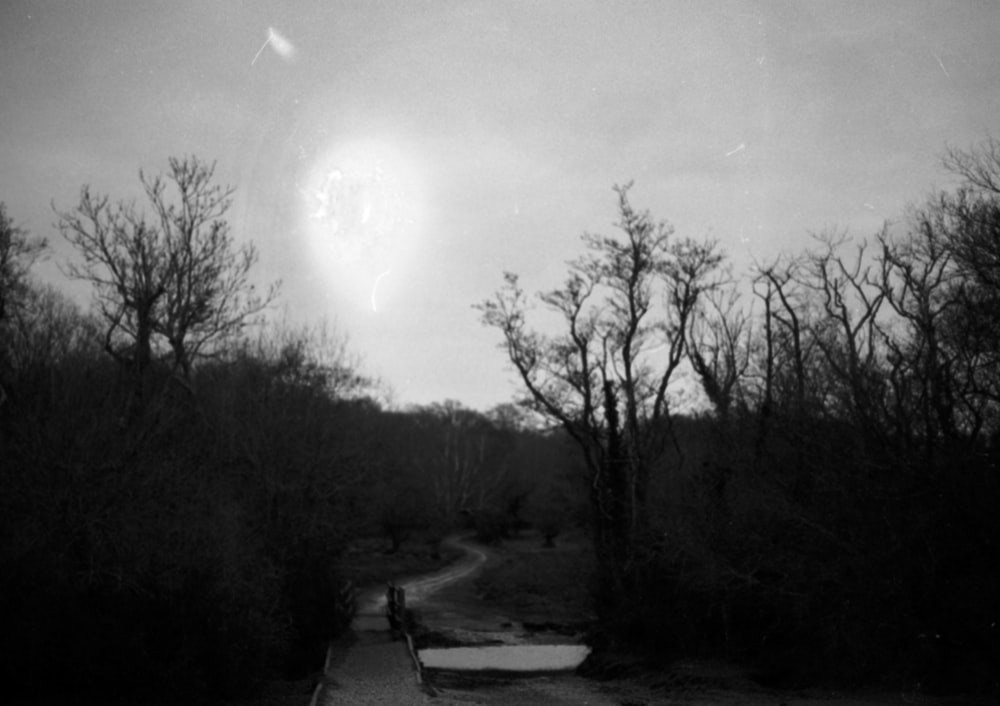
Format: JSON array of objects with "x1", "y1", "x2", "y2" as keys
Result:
[
  {"x1": 371, "y1": 269, "x2": 391, "y2": 312},
  {"x1": 725, "y1": 143, "x2": 746, "y2": 157},
  {"x1": 932, "y1": 53, "x2": 950, "y2": 78},
  {"x1": 251, "y1": 27, "x2": 296, "y2": 66}
]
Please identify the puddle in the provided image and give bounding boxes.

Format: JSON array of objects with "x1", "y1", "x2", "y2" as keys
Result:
[{"x1": 418, "y1": 644, "x2": 591, "y2": 672}]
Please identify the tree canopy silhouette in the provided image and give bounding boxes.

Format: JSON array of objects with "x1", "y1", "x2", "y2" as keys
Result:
[
  {"x1": 478, "y1": 184, "x2": 723, "y2": 582},
  {"x1": 56, "y1": 156, "x2": 279, "y2": 411}
]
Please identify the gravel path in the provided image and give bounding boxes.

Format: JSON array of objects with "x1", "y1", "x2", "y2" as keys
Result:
[
  {"x1": 314, "y1": 629, "x2": 428, "y2": 706},
  {"x1": 312, "y1": 536, "x2": 488, "y2": 705}
]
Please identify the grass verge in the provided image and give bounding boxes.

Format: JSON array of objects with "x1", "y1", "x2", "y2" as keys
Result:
[{"x1": 473, "y1": 529, "x2": 595, "y2": 627}]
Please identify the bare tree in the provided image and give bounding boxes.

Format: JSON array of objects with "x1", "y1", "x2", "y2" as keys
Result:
[
  {"x1": 409, "y1": 400, "x2": 510, "y2": 522},
  {"x1": 876, "y1": 207, "x2": 962, "y2": 449},
  {"x1": 686, "y1": 282, "x2": 753, "y2": 422},
  {"x1": 4, "y1": 283, "x2": 100, "y2": 375},
  {"x1": 938, "y1": 141, "x2": 1000, "y2": 417},
  {"x1": 873, "y1": 181, "x2": 1000, "y2": 452},
  {"x1": 56, "y1": 156, "x2": 279, "y2": 412},
  {"x1": 478, "y1": 184, "x2": 723, "y2": 574},
  {"x1": 1, "y1": 203, "x2": 48, "y2": 406},
  {"x1": 943, "y1": 136, "x2": 1000, "y2": 196},
  {"x1": 0, "y1": 203, "x2": 47, "y2": 325},
  {"x1": 752, "y1": 257, "x2": 812, "y2": 416},
  {"x1": 144, "y1": 157, "x2": 279, "y2": 376},
  {"x1": 57, "y1": 187, "x2": 164, "y2": 405},
  {"x1": 799, "y1": 232, "x2": 888, "y2": 433}
]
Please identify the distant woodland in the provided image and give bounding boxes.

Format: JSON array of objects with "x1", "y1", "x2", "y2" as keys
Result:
[{"x1": 2, "y1": 141, "x2": 999, "y2": 700}]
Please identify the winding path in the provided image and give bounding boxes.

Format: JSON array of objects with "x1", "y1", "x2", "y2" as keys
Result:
[
  {"x1": 312, "y1": 536, "x2": 488, "y2": 705},
  {"x1": 313, "y1": 536, "x2": 614, "y2": 705},
  {"x1": 357, "y1": 535, "x2": 488, "y2": 615}
]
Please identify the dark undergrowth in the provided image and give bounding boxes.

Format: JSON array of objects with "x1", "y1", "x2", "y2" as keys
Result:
[
  {"x1": 0, "y1": 352, "x2": 371, "y2": 703},
  {"x1": 585, "y1": 417, "x2": 1000, "y2": 699}
]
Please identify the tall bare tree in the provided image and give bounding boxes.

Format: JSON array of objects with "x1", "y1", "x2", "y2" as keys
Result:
[
  {"x1": 788, "y1": 232, "x2": 889, "y2": 440},
  {"x1": 57, "y1": 157, "x2": 279, "y2": 412},
  {"x1": 144, "y1": 157, "x2": 279, "y2": 377},
  {"x1": 478, "y1": 184, "x2": 723, "y2": 576},
  {"x1": 871, "y1": 146, "x2": 1000, "y2": 453},
  {"x1": 876, "y1": 206, "x2": 962, "y2": 450}
]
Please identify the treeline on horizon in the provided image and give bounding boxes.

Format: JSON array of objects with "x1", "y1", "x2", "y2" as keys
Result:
[{"x1": 1, "y1": 139, "x2": 998, "y2": 700}]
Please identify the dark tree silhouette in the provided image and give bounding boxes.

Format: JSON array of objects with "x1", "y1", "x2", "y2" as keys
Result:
[
  {"x1": 0, "y1": 203, "x2": 48, "y2": 406},
  {"x1": 56, "y1": 156, "x2": 279, "y2": 413},
  {"x1": 0, "y1": 203, "x2": 46, "y2": 325},
  {"x1": 478, "y1": 184, "x2": 723, "y2": 584}
]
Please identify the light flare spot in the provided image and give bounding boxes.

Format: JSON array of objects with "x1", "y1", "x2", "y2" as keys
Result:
[
  {"x1": 299, "y1": 138, "x2": 425, "y2": 312},
  {"x1": 251, "y1": 26, "x2": 296, "y2": 66}
]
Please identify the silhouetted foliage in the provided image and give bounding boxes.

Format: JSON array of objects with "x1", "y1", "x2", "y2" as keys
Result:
[
  {"x1": 1, "y1": 163, "x2": 369, "y2": 700},
  {"x1": 55, "y1": 156, "x2": 279, "y2": 419},
  {"x1": 0, "y1": 203, "x2": 46, "y2": 322},
  {"x1": 0, "y1": 203, "x2": 49, "y2": 407},
  {"x1": 0, "y1": 310, "x2": 378, "y2": 698},
  {"x1": 478, "y1": 183, "x2": 724, "y2": 597},
  {"x1": 608, "y1": 146, "x2": 999, "y2": 693},
  {"x1": 484, "y1": 156, "x2": 1000, "y2": 695}
]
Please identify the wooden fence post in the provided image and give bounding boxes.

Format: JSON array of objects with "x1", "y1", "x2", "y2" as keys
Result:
[{"x1": 386, "y1": 582, "x2": 406, "y2": 636}]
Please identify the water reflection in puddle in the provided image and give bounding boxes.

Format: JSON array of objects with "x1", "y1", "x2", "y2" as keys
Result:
[{"x1": 418, "y1": 644, "x2": 591, "y2": 672}]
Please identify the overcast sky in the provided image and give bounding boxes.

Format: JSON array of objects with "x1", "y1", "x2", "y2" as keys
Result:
[{"x1": 2, "y1": 1, "x2": 998, "y2": 410}]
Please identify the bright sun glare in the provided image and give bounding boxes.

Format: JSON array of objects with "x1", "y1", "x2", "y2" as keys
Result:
[{"x1": 300, "y1": 138, "x2": 424, "y2": 312}]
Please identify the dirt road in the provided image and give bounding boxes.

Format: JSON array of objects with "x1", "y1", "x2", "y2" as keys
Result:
[{"x1": 361, "y1": 535, "x2": 488, "y2": 611}]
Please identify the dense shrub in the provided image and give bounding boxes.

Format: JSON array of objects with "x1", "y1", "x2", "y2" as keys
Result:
[
  {"x1": 0, "y1": 330, "x2": 362, "y2": 700},
  {"x1": 590, "y1": 414, "x2": 1000, "y2": 693}
]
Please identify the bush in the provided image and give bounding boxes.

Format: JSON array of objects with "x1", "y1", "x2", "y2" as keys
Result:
[
  {"x1": 0, "y1": 336, "x2": 363, "y2": 700},
  {"x1": 590, "y1": 415, "x2": 1000, "y2": 695},
  {"x1": 283, "y1": 535, "x2": 354, "y2": 676}
]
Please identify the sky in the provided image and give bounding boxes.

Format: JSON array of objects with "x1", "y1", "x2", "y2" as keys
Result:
[{"x1": 2, "y1": 1, "x2": 998, "y2": 411}]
